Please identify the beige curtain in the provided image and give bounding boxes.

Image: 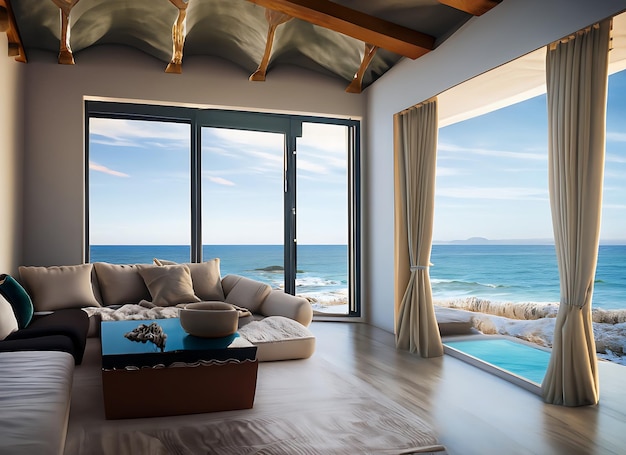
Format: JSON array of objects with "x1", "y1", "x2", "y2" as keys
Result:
[
  {"x1": 542, "y1": 20, "x2": 611, "y2": 406},
  {"x1": 394, "y1": 98, "x2": 443, "y2": 358}
]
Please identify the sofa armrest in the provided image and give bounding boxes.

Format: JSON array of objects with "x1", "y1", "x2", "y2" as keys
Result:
[
  {"x1": 221, "y1": 275, "x2": 271, "y2": 313},
  {"x1": 260, "y1": 290, "x2": 313, "y2": 327}
]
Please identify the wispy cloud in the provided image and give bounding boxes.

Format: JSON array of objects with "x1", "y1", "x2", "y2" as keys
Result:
[
  {"x1": 606, "y1": 153, "x2": 626, "y2": 164},
  {"x1": 436, "y1": 167, "x2": 461, "y2": 177},
  {"x1": 90, "y1": 118, "x2": 189, "y2": 149},
  {"x1": 606, "y1": 131, "x2": 626, "y2": 143},
  {"x1": 89, "y1": 161, "x2": 130, "y2": 178},
  {"x1": 207, "y1": 176, "x2": 235, "y2": 186},
  {"x1": 603, "y1": 203, "x2": 626, "y2": 209},
  {"x1": 437, "y1": 186, "x2": 548, "y2": 201},
  {"x1": 438, "y1": 142, "x2": 547, "y2": 161}
]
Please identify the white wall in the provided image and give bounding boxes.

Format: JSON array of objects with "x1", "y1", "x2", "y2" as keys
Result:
[
  {"x1": 0, "y1": 34, "x2": 23, "y2": 275},
  {"x1": 21, "y1": 46, "x2": 365, "y2": 267},
  {"x1": 364, "y1": 0, "x2": 626, "y2": 332}
]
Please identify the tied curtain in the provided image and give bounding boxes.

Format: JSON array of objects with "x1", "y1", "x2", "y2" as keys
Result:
[
  {"x1": 542, "y1": 19, "x2": 611, "y2": 406},
  {"x1": 393, "y1": 98, "x2": 443, "y2": 358}
]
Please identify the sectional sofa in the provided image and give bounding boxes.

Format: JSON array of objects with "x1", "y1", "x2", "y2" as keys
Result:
[{"x1": 0, "y1": 259, "x2": 316, "y2": 454}]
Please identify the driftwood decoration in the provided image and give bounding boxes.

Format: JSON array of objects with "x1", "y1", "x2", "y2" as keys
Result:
[
  {"x1": 346, "y1": 42, "x2": 378, "y2": 94},
  {"x1": 124, "y1": 322, "x2": 168, "y2": 352},
  {"x1": 165, "y1": 0, "x2": 189, "y2": 73},
  {"x1": 51, "y1": 0, "x2": 80, "y2": 64},
  {"x1": 249, "y1": 9, "x2": 292, "y2": 81}
]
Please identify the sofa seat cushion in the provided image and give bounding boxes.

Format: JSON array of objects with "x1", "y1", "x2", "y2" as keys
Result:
[
  {"x1": 0, "y1": 350, "x2": 74, "y2": 455},
  {"x1": 0, "y1": 334, "x2": 75, "y2": 359},
  {"x1": 238, "y1": 316, "x2": 315, "y2": 361},
  {"x1": 6, "y1": 309, "x2": 90, "y2": 364}
]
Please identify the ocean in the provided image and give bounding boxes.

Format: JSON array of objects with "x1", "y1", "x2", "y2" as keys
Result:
[
  {"x1": 90, "y1": 244, "x2": 348, "y2": 309},
  {"x1": 91, "y1": 244, "x2": 626, "y2": 360},
  {"x1": 90, "y1": 244, "x2": 625, "y2": 311},
  {"x1": 430, "y1": 244, "x2": 626, "y2": 311}
]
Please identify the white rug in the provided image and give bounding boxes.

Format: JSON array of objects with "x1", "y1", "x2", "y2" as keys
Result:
[{"x1": 64, "y1": 340, "x2": 446, "y2": 454}]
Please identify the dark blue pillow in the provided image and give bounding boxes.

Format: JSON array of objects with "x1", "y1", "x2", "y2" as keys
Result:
[{"x1": 0, "y1": 274, "x2": 34, "y2": 328}]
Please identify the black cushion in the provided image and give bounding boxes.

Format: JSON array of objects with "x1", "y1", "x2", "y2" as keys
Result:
[
  {"x1": 5, "y1": 309, "x2": 89, "y2": 364},
  {"x1": 0, "y1": 334, "x2": 75, "y2": 359}
]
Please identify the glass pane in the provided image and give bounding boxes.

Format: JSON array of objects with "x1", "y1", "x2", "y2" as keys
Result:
[
  {"x1": 89, "y1": 118, "x2": 191, "y2": 264},
  {"x1": 201, "y1": 128, "x2": 284, "y2": 288},
  {"x1": 296, "y1": 122, "x2": 349, "y2": 315}
]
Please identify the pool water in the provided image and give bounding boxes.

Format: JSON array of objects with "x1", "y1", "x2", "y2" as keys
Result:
[{"x1": 444, "y1": 338, "x2": 551, "y2": 388}]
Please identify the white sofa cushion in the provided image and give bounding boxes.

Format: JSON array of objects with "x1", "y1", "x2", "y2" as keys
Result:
[
  {"x1": 239, "y1": 316, "x2": 316, "y2": 361},
  {"x1": 0, "y1": 294, "x2": 18, "y2": 340},
  {"x1": 0, "y1": 351, "x2": 74, "y2": 455},
  {"x1": 18, "y1": 264, "x2": 100, "y2": 311},
  {"x1": 93, "y1": 263, "x2": 151, "y2": 307}
]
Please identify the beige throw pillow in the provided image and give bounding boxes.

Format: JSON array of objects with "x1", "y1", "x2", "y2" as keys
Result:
[
  {"x1": 153, "y1": 258, "x2": 225, "y2": 301},
  {"x1": 93, "y1": 262, "x2": 152, "y2": 306},
  {"x1": 18, "y1": 264, "x2": 101, "y2": 311},
  {"x1": 0, "y1": 294, "x2": 19, "y2": 340},
  {"x1": 138, "y1": 264, "x2": 200, "y2": 307}
]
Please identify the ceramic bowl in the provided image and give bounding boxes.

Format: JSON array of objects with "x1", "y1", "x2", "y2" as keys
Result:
[{"x1": 179, "y1": 301, "x2": 238, "y2": 338}]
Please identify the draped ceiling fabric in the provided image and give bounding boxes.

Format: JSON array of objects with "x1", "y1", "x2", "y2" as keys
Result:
[
  {"x1": 541, "y1": 19, "x2": 611, "y2": 406},
  {"x1": 393, "y1": 99, "x2": 443, "y2": 358}
]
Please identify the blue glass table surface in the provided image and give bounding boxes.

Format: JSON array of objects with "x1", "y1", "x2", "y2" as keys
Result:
[{"x1": 100, "y1": 318, "x2": 256, "y2": 369}]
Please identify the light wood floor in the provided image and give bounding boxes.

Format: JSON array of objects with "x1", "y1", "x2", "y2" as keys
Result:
[{"x1": 309, "y1": 321, "x2": 626, "y2": 455}]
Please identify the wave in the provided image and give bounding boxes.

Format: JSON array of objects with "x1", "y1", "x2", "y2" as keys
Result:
[
  {"x1": 296, "y1": 277, "x2": 342, "y2": 288},
  {"x1": 299, "y1": 289, "x2": 347, "y2": 305},
  {"x1": 431, "y1": 278, "x2": 507, "y2": 289}
]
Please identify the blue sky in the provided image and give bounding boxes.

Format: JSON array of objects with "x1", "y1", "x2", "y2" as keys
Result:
[
  {"x1": 90, "y1": 71, "x2": 626, "y2": 245},
  {"x1": 89, "y1": 120, "x2": 347, "y2": 245},
  {"x1": 434, "y1": 69, "x2": 626, "y2": 243}
]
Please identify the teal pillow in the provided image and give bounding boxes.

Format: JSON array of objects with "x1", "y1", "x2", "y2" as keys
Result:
[{"x1": 0, "y1": 274, "x2": 34, "y2": 328}]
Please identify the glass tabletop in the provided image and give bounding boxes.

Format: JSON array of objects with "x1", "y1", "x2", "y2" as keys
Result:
[{"x1": 100, "y1": 318, "x2": 256, "y2": 369}]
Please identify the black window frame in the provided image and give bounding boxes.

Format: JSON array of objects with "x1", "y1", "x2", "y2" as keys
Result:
[{"x1": 85, "y1": 100, "x2": 361, "y2": 317}]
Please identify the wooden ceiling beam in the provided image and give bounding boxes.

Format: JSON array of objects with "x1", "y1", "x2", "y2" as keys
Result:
[
  {"x1": 438, "y1": 0, "x2": 501, "y2": 16},
  {"x1": 246, "y1": 0, "x2": 434, "y2": 59},
  {"x1": 0, "y1": 0, "x2": 26, "y2": 62}
]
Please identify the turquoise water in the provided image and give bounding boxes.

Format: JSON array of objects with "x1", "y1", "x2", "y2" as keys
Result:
[{"x1": 445, "y1": 338, "x2": 551, "y2": 385}]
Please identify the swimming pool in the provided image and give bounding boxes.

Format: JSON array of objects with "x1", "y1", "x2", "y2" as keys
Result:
[{"x1": 443, "y1": 337, "x2": 551, "y2": 394}]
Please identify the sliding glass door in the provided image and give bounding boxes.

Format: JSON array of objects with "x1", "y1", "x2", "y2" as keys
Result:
[
  {"x1": 88, "y1": 117, "x2": 191, "y2": 263},
  {"x1": 296, "y1": 122, "x2": 350, "y2": 315},
  {"x1": 201, "y1": 127, "x2": 285, "y2": 289},
  {"x1": 86, "y1": 102, "x2": 360, "y2": 316}
]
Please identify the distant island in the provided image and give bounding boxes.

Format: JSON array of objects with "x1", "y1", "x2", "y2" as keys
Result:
[{"x1": 433, "y1": 237, "x2": 626, "y2": 245}]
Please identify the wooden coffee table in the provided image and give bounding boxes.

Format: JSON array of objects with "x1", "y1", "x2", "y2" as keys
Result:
[{"x1": 100, "y1": 318, "x2": 258, "y2": 419}]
